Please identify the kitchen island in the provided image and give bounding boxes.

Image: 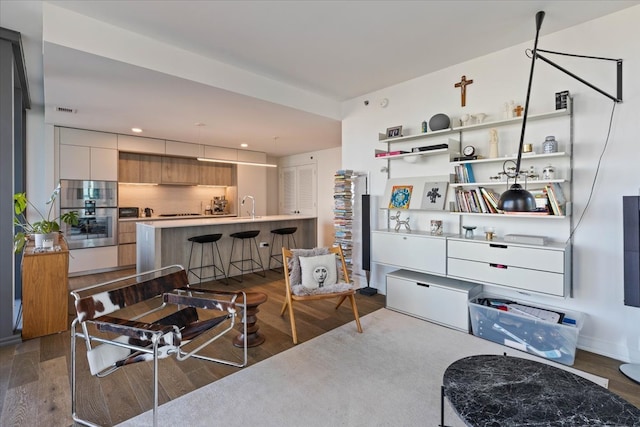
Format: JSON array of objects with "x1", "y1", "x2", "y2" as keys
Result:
[{"x1": 136, "y1": 215, "x2": 317, "y2": 275}]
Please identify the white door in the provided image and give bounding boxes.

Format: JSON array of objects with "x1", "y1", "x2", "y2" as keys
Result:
[{"x1": 279, "y1": 164, "x2": 317, "y2": 215}]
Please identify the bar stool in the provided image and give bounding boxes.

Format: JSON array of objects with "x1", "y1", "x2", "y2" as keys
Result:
[
  {"x1": 269, "y1": 227, "x2": 297, "y2": 270},
  {"x1": 186, "y1": 233, "x2": 228, "y2": 284},
  {"x1": 228, "y1": 230, "x2": 265, "y2": 281}
]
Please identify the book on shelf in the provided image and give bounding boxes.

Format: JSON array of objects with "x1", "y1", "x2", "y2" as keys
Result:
[
  {"x1": 464, "y1": 163, "x2": 476, "y2": 183},
  {"x1": 545, "y1": 183, "x2": 566, "y2": 216},
  {"x1": 375, "y1": 150, "x2": 408, "y2": 157},
  {"x1": 479, "y1": 187, "x2": 502, "y2": 214}
]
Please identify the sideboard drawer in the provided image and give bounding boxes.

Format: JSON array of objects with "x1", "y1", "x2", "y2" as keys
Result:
[
  {"x1": 372, "y1": 231, "x2": 446, "y2": 275},
  {"x1": 447, "y1": 258, "x2": 565, "y2": 297},
  {"x1": 448, "y1": 239, "x2": 565, "y2": 273}
]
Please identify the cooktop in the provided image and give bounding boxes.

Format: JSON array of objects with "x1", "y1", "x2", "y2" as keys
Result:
[{"x1": 158, "y1": 213, "x2": 202, "y2": 217}]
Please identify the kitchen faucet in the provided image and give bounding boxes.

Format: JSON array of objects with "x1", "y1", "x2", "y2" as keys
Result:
[{"x1": 241, "y1": 195, "x2": 255, "y2": 219}]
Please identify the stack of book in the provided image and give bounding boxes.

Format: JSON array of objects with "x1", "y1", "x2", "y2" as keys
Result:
[
  {"x1": 334, "y1": 170, "x2": 354, "y2": 273},
  {"x1": 453, "y1": 163, "x2": 476, "y2": 183},
  {"x1": 545, "y1": 183, "x2": 567, "y2": 216},
  {"x1": 455, "y1": 187, "x2": 502, "y2": 214},
  {"x1": 375, "y1": 150, "x2": 408, "y2": 157}
]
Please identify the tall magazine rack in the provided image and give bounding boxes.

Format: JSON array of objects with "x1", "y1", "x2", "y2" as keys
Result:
[{"x1": 334, "y1": 170, "x2": 374, "y2": 293}]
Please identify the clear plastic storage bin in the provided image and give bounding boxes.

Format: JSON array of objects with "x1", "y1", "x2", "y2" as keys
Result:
[{"x1": 468, "y1": 292, "x2": 584, "y2": 365}]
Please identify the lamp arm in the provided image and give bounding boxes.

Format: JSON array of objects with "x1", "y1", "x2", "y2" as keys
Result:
[
  {"x1": 535, "y1": 52, "x2": 623, "y2": 103},
  {"x1": 514, "y1": 11, "x2": 545, "y2": 178}
]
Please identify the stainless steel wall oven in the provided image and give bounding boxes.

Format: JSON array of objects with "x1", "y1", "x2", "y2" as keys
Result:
[{"x1": 59, "y1": 180, "x2": 118, "y2": 249}]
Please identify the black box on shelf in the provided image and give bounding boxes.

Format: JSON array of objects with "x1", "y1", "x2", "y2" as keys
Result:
[
  {"x1": 411, "y1": 144, "x2": 448, "y2": 152},
  {"x1": 555, "y1": 91, "x2": 570, "y2": 110}
]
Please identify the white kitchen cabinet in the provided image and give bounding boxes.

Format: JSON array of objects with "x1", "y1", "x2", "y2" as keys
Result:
[
  {"x1": 371, "y1": 230, "x2": 447, "y2": 276},
  {"x1": 447, "y1": 237, "x2": 571, "y2": 297},
  {"x1": 59, "y1": 127, "x2": 118, "y2": 181},
  {"x1": 279, "y1": 164, "x2": 317, "y2": 215},
  {"x1": 386, "y1": 269, "x2": 481, "y2": 332},
  {"x1": 203, "y1": 145, "x2": 237, "y2": 161},
  {"x1": 68, "y1": 246, "x2": 118, "y2": 275},
  {"x1": 117, "y1": 134, "x2": 165, "y2": 154},
  {"x1": 166, "y1": 140, "x2": 203, "y2": 158}
]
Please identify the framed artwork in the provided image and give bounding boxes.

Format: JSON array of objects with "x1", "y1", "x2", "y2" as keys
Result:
[
  {"x1": 389, "y1": 185, "x2": 413, "y2": 209},
  {"x1": 420, "y1": 182, "x2": 448, "y2": 210},
  {"x1": 386, "y1": 126, "x2": 403, "y2": 139}
]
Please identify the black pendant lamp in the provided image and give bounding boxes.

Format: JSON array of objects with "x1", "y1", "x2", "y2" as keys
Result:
[{"x1": 497, "y1": 11, "x2": 546, "y2": 212}]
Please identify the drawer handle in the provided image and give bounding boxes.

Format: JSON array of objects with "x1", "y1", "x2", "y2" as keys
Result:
[
  {"x1": 490, "y1": 263, "x2": 508, "y2": 269},
  {"x1": 416, "y1": 282, "x2": 430, "y2": 288},
  {"x1": 489, "y1": 244, "x2": 508, "y2": 249}
]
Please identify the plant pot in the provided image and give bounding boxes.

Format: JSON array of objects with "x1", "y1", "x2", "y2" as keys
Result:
[{"x1": 34, "y1": 232, "x2": 58, "y2": 249}]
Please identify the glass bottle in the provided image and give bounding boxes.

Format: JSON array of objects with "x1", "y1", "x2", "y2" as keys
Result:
[{"x1": 543, "y1": 135, "x2": 558, "y2": 153}]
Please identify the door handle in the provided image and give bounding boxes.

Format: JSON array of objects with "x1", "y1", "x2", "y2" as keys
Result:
[{"x1": 416, "y1": 282, "x2": 430, "y2": 288}]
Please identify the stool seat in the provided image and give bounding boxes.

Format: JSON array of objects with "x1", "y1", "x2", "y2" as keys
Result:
[
  {"x1": 230, "y1": 230, "x2": 260, "y2": 239},
  {"x1": 187, "y1": 233, "x2": 227, "y2": 284},
  {"x1": 271, "y1": 227, "x2": 297, "y2": 235},
  {"x1": 228, "y1": 230, "x2": 265, "y2": 281},
  {"x1": 269, "y1": 227, "x2": 297, "y2": 270},
  {"x1": 188, "y1": 233, "x2": 222, "y2": 244}
]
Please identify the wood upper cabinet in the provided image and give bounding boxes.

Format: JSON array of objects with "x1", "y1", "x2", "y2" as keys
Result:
[
  {"x1": 139, "y1": 154, "x2": 162, "y2": 183},
  {"x1": 119, "y1": 152, "x2": 162, "y2": 183},
  {"x1": 199, "y1": 162, "x2": 235, "y2": 186},
  {"x1": 161, "y1": 156, "x2": 199, "y2": 184}
]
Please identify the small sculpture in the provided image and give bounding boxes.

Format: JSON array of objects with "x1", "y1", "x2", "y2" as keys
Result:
[
  {"x1": 489, "y1": 128, "x2": 499, "y2": 158},
  {"x1": 473, "y1": 113, "x2": 486, "y2": 123},
  {"x1": 460, "y1": 114, "x2": 471, "y2": 126},
  {"x1": 390, "y1": 211, "x2": 411, "y2": 232}
]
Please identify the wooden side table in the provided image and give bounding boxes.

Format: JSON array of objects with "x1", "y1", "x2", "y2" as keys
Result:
[
  {"x1": 233, "y1": 292, "x2": 268, "y2": 347},
  {"x1": 21, "y1": 238, "x2": 69, "y2": 339}
]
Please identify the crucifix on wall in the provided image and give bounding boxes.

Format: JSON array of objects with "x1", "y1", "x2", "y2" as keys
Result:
[{"x1": 454, "y1": 75, "x2": 474, "y2": 107}]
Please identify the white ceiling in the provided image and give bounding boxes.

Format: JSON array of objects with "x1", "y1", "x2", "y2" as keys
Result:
[{"x1": 3, "y1": 1, "x2": 638, "y2": 157}]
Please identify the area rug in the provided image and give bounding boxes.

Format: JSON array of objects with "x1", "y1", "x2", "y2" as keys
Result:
[{"x1": 117, "y1": 308, "x2": 607, "y2": 427}]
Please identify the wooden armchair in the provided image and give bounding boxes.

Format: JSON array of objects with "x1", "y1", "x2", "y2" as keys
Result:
[
  {"x1": 70, "y1": 265, "x2": 247, "y2": 427},
  {"x1": 280, "y1": 246, "x2": 362, "y2": 344}
]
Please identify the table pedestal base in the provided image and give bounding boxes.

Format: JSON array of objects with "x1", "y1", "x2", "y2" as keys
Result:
[{"x1": 233, "y1": 292, "x2": 268, "y2": 348}]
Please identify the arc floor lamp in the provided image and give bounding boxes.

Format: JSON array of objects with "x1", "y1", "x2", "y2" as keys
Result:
[{"x1": 497, "y1": 10, "x2": 623, "y2": 212}]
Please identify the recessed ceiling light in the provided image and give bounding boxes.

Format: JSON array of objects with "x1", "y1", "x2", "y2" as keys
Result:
[
  {"x1": 240, "y1": 143, "x2": 248, "y2": 148},
  {"x1": 131, "y1": 128, "x2": 143, "y2": 133}
]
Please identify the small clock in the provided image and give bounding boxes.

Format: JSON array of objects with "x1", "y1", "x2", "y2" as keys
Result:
[{"x1": 463, "y1": 145, "x2": 476, "y2": 156}]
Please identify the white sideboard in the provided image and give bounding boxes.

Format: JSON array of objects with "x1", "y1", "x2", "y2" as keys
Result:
[
  {"x1": 371, "y1": 230, "x2": 447, "y2": 275},
  {"x1": 447, "y1": 237, "x2": 571, "y2": 297},
  {"x1": 386, "y1": 269, "x2": 481, "y2": 332}
]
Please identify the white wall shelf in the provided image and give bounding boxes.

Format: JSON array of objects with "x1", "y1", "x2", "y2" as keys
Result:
[
  {"x1": 377, "y1": 105, "x2": 571, "y2": 147},
  {"x1": 450, "y1": 179, "x2": 568, "y2": 188},
  {"x1": 450, "y1": 151, "x2": 569, "y2": 165},
  {"x1": 449, "y1": 212, "x2": 567, "y2": 219},
  {"x1": 375, "y1": 147, "x2": 451, "y2": 160}
]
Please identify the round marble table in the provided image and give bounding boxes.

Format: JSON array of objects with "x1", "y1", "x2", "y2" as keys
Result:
[{"x1": 442, "y1": 354, "x2": 640, "y2": 426}]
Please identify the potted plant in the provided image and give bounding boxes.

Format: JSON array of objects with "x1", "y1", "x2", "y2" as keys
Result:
[{"x1": 13, "y1": 184, "x2": 79, "y2": 253}]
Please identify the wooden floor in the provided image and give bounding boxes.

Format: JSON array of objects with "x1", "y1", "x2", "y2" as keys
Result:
[{"x1": 1, "y1": 268, "x2": 638, "y2": 427}]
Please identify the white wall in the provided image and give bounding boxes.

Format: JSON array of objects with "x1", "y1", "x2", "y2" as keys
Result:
[{"x1": 341, "y1": 6, "x2": 640, "y2": 363}]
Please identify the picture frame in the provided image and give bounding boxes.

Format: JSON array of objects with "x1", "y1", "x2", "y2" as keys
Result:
[
  {"x1": 389, "y1": 185, "x2": 413, "y2": 209},
  {"x1": 386, "y1": 125, "x2": 403, "y2": 139},
  {"x1": 420, "y1": 182, "x2": 448, "y2": 210}
]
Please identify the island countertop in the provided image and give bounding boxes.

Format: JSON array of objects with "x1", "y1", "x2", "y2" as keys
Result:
[
  {"x1": 136, "y1": 215, "x2": 317, "y2": 274},
  {"x1": 137, "y1": 214, "x2": 316, "y2": 229}
]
